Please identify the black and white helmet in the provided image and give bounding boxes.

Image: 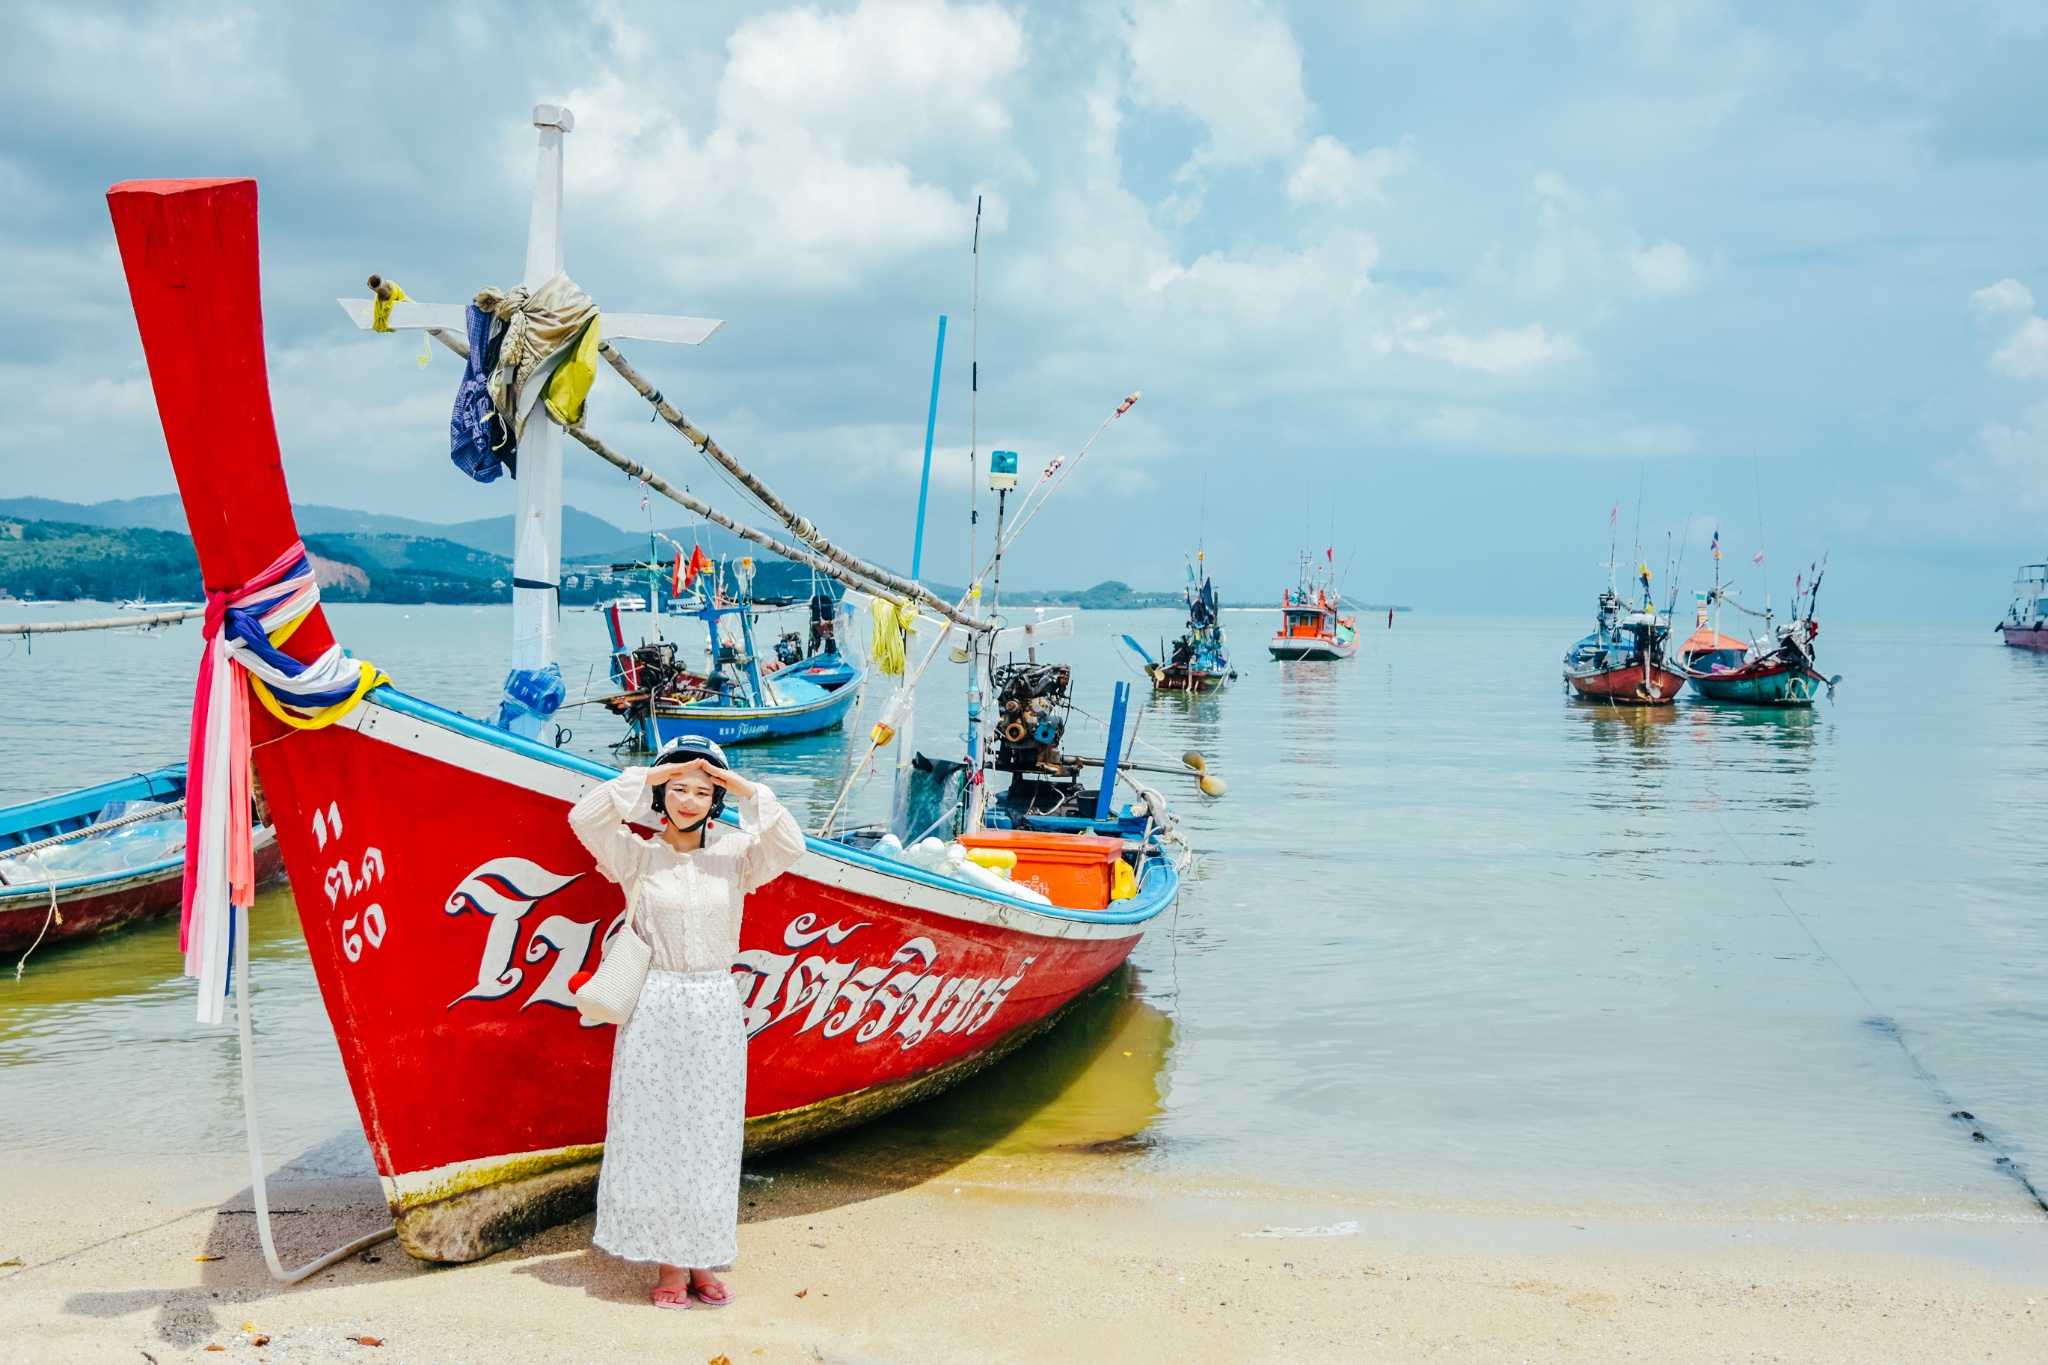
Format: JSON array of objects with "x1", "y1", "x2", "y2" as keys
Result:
[{"x1": 651, "y1": 736, "x2": 734, "y2": 826}]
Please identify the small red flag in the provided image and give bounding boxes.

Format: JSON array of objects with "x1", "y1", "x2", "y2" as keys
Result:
[
  {"x1": 683, "y1": 544, "x2": 713, "y2": 590},
  {"x1": 671, "y1": 549, "x2": 684, "y2": 595}
]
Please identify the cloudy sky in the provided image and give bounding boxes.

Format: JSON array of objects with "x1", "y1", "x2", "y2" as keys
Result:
[{"x1": 4, "y1": 0, "x2": 2046, "y2": 612}]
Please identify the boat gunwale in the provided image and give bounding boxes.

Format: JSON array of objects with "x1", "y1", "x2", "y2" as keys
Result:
[{"x1": 356, "y1": 686, "x2": 1179, "y2": 929}]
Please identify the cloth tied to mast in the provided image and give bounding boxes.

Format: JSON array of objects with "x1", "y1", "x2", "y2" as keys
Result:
[
  {"x1": 473, "y1": 272, "x2": 602, "y2": 448},
  {"x1": 451, "y1": 302, "x2": 512, "y2": 482},
  {"x1": 181, "y1": 541, "x2": 388, "y2": 1025}
]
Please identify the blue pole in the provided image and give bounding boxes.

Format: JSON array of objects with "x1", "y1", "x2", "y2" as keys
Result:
[
  {"x1": 1096, "y1": 681, "x2": 1131, "y2": 822},
  {"x1": 910, "y1": 315, "x2": 947, "y2": 581}
]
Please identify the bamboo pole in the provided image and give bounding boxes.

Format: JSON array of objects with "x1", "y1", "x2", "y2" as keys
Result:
[
  {"x1": 413, "y1": 325, "x2": 986, "y2": 633},
  {"x1": 561, "y1": 422, "x2": 987, "y2": 634},
  {"x1": 598, "y1": 341, "x2": 963, "y2": 622},
  {"x1": 3, "y1": 608, "x2": 203, "y2": 636}
]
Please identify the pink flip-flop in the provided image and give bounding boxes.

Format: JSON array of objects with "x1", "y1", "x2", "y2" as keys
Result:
[
  {"x1": 691, "y1": 1278, "x2": 735, "y2": 1308},
  {"x1": 650, "y1": 1285, "x2": 692, "y2": 1311}
]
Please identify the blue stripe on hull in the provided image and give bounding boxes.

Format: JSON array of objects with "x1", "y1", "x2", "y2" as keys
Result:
[{"x1": 635, "y1": 677, "x2": 863, "y2": 748}]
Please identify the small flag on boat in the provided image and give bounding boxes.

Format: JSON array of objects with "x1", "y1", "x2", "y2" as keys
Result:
[
  {"x1": 671, "y1": 549, "x2": 684, "y2": 596},
  {"x1": 1753, "y1": 548, "x2": 1765, "y2": 567},
  {"x1": 682, "y1": 543, "x2": 713, "y2": 590},
  {"x1": 1711, "y1": 529, "x2": 1720, "y2": 561},
  {"x1": 1638, "y1": 562, "x2": 1652, "y2": 592},
  {"x1": 1610, "y1": 504, "x2": 1618, "y2": 525}
]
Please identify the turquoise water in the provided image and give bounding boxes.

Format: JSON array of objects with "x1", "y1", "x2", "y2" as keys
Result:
[{"x1": 4, "y1": 603, "x2": 2046, "y2": 1221}]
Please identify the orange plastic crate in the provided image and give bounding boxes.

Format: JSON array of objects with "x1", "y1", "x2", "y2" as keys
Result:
[{"x1": 956, "y1": 830, "x2": 1124, "y2": 910}]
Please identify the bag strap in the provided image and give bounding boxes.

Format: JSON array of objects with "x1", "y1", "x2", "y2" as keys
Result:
[{"x1": 622, "y1": 874, "x2": 643, "y2": 936}]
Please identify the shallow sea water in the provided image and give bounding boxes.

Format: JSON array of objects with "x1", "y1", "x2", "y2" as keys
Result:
[{"x1": 3, "y1": 603, "x2": 2046, "y2": 1224}]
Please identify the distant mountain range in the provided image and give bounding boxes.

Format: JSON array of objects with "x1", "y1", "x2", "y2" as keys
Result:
[
  {"x1": 0, "y1": 494, "x2": 752, "y2": 565},
  {"x1": 0, "y1": 496, "x2": 1403, "y2": 611}
]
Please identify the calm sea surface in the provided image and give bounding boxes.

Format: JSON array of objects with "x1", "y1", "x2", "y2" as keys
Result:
[{"x1": 5, "y1": 603, "x2": 2047, "y2": 1222}]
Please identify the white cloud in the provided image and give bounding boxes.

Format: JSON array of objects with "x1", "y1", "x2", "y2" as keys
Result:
[
  {"x1": 1126, "y1": 0, "x2": 1307, "y2": 167},
  {"x1": 1993, "y1": 316, "x2": 2048, "y2": 378},
  {"x1": 1630, "y1": 240, "x2": 1699, "y2": 295},
  {"x1": 1287, "y1": 135, "x2": 1412, "y2": 208},
  {"x1": 1518, "y1": 172, "x2": 1702, "y2": 304},
  {"x1": 562, "y1": 0, "x2": 1025, "y2": 289},
  {"x1": 1402, "y1": 323, "x2": 1581, "y2": 373},
  {"x1": 1972, "y1": 278, "x2": 2035, "y2": 314}
]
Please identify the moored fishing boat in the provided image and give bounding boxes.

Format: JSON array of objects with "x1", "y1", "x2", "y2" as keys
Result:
[
  {"x1": 1128, "y1": 554, "x2": 1233, "y2": 691},
  {"x1": 111, "y1": 168, "x2": 1181, "y2": 1267},
  {"x1": 0, "y1": 766, "x2": 282, "y2": 955},
  {"x1": 1268, "y1": 552, "x2": 1357, "y2": 661},
  {"x1": 1681, "y1": 549, "x2": 1837, "y2": 706},
  {"x1": 600, "y1": 575, "x2": 864, "y2": 750},
  {"x1": 1998, "y1": 563, "x2": 2048, "y2": 652},
  {"x1": 1563, "y1": 587, "x2": 1685, "y2": 705}
]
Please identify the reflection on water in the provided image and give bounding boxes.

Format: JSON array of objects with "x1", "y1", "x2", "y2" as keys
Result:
[{"x1": 768, "y1": 967, "x2": 1176, "y2": 1188}]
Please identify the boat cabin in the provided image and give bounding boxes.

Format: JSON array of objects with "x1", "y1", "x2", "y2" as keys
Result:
[{"x1": 2008, "y1": 564, "x2": 2048, "y2": 629}]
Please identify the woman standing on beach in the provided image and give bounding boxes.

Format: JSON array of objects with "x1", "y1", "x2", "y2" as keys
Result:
[{"x1": 568, "y1": 736, "x2": 806, "y2": 1310}]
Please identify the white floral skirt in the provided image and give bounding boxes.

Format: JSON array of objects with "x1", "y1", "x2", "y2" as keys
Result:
[{"x1": 592, "y1": 969, "x2": 747, "y2": 1268}]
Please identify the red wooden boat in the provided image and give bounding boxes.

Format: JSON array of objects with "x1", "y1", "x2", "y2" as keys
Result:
[
  {"x1": 1562, "y1": 589, "x2": 1685, "y2": 705},
  {"x1": 109, "y1": 178, "x2": 1179, "y2": 1263}
]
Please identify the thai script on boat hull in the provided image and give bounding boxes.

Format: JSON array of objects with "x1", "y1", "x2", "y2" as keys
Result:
[{"x1": 736, "y1": 913, "x2": 1033, "y2": 1050}]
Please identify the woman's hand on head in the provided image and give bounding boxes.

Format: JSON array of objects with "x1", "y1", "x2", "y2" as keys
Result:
[{"x1": 648, "y1": 758, "x2": 756, "y2": 799}]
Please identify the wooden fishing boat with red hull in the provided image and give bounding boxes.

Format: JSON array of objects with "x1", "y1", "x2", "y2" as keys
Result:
[
  {"x1": 1562, "y1": 589, "x2": 1685, "y2": 705},
  {"x1": 109, "y1": 177, "x2": 1178, "y2": 1265}
]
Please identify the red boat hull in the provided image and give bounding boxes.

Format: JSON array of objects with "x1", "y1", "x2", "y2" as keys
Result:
[
  {"x1": 0, "y1": 837, "x2": 283, "y2": 954},
  {"x1": 2001, "y1": 623, "x2": 2048, "y2": 653},
  {"x1": 1566, "y1": 665, "x2": 1686, "y2": 705}
]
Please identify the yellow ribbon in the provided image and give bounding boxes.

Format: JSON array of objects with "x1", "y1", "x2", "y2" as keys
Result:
[{"x1": 371, "y1": 282, "x2": 408, "y2": 333}]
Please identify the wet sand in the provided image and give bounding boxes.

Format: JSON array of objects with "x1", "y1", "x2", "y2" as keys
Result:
[{"x1": 5, "y1": 1144, "x2": 2045, "y2": 1364}]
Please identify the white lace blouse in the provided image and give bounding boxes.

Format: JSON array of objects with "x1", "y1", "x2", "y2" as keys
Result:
[{"x1": 567, "y1": 768, "x2": 807, "y2": 974}]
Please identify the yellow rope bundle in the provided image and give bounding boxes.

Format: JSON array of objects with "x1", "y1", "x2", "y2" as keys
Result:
[{"x1": 871, "y1": 596, "x2": 917, "y2": 676}]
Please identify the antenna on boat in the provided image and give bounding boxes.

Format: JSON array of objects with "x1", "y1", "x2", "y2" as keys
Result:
[
  {"x1": 968, "y1": 195, "x2": 982, "y2": 604},
  {"x1": 1753, "y1": 454, "x2": 1772, "y2": 641}
]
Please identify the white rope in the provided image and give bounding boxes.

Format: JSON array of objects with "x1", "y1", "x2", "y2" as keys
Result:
[{"x1": 232, "y1": 902, "x2": 396, "y2": 1281}]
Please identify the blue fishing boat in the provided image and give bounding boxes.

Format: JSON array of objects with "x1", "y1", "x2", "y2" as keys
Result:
[
  {"x1": 1126, "y1": 554, "x2": 1234, "y2": 692},
  {"x1": 1, "y1": 765, "x2": 283, "y2": 955},
  {"x1": 600, "y1": 579, "x2": 863, "y2": 750}
]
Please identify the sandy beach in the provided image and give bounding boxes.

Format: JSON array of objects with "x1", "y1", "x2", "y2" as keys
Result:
[{"x1": 5, "y1": 1141, "x2": 2044, "y2": 1365}]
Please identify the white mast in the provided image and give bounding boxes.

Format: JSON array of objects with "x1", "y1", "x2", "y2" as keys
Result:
[
  {"x1": 339, "y1": 103, "x2": 725, "y2": 738},
  {"x1": 507, "y1": 104, "x2": 573, "y2": 732}
]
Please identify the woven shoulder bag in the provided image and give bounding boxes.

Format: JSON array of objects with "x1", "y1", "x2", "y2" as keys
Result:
[{"x1": 574, "y1": 875, "x2": 651, "y2": 1027}]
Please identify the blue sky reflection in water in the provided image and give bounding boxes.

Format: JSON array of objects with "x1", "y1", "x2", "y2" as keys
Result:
[
  {"x1": 5, "y1": 3, "x2": 2048, "y2": 611},
  {"x1": 3, "y1": 605, "x2": 2047, "y2": 1222}
]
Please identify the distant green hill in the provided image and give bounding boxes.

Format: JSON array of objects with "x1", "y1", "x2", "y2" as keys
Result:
[{"x1": 0, "y1": 520, "x2": 202, "y2": 602}]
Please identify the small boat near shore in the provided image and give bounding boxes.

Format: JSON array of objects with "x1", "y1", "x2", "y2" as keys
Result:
[
  {"x1": 1269, "y1": 552, "x2": 1356, "y2": 661},
  {"x1": 0, "y1": 766, "x2": 282, "y2": 956},
  {"x1": 1998, "y1": 563, "x2": 2048, "y2": 652}
]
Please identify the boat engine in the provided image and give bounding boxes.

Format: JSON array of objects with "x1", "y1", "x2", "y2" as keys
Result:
[
  {"x1": 774, "y1": 632, "x2": 804, "y2": 668},
  {"x1": 991, "y1": 663, "x2": 1087, "y2": 814}
]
